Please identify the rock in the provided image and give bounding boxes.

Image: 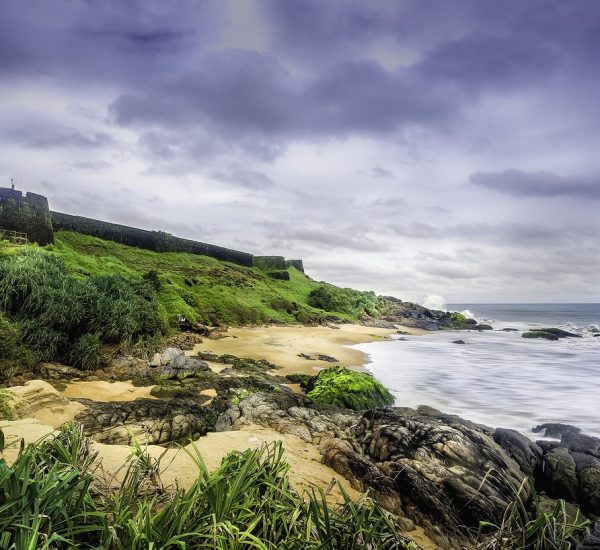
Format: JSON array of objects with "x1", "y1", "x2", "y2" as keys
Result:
[
  {"x1": 578, "y1": 521, "x2": 600, "y2": 549},
  {"x1": 523, "y1": 328, "x2": 581, "y2": 340},
  {"x1": 298, "y1": 353, "x2": 314, "y2": 360},
  {"x1": 149, "y1": 353, "x2": 162, "y2": 367},
  {"x1": 75, "y1": 398, "x2": 215, "y2": 445},
  {"x1": 475, "y1": 324, "x2": 494, "y2": 331},
  {"x1": 0, "y1": 380, "x2": 70, "y2": 419},
  {"x1": 165, "y1": 332, "x2": 204, "y2": 350},
  {"x1": 452, "y1": 339, "x2": 466, "y2": 344},
  {"x1": 329, "y1": 407, "x2": 531, "y2": 546},
  {"x1": 561, "y1": 432, "x2": 600, "y2": 456},
  {"x1": 160, "y1": 347, "x2": 184, "y2": 366},
  {"x1": 572, "y1": 453, "x2": 600, "y2": 516},
  {"x1": 37, "y1": 362, "x2": 87, "y2": 380},
  {"x1": 533, "y1": 422, "x2": 581, "y2": 439},
  {"x1": 543, "y1": 447, "x2": 579, "y2": 502},
  {"x1": 159, "y1": 355, "x2": 211, "y2": 380},
  {"x1": 317, "y1": 354, "x2": 339, "y2": 363},
  {"x1": 494, "y1": 428, "x2": 543, "y2": 477},
  {"x1": 306, "y1": 367, "x2": 395, "y2": 410},
  {"x1": 501, "y1": 328, "x2": 519, "y2": 332}
]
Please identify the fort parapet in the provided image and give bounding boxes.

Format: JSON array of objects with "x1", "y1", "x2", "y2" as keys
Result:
[
  {"x1": 0, "y1": 188, "x2": 304, "y2": 272},
  {"x1": 0, "y1": 188, "x2": 54, "y2": 245},
  {"x1": 51, "y1": 211, "x2": 254, "y2": 267}
]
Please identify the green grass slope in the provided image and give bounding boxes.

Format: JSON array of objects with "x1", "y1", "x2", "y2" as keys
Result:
[{"x1": 49, "y1": 231, "x2": 388, "y2": 329}]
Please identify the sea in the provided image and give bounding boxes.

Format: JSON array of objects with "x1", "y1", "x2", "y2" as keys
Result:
[{"x1": 355, "y1": 304, "x2": 600, "y2": 438}]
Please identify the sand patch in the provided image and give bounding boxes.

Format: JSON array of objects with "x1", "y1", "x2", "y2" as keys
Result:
[
  {"x1": 191, "y1": 324, "x2": 422, "y2": 376},
  {"x1": 61, "y1": 380, "x2": 156, "y2": 402},
  {"x1": 2, "y1": 380, "x2": 85, "y2": 428}
]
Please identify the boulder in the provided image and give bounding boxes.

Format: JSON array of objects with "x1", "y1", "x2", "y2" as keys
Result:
[
  {"x1": 543, "y1": 447, "x2": 579, "y2": 502},
  {"x1": 578, "y1": 521, "x2": 600, "y2": 549},
  {"x1": 572, "y1": 453, "x2": 600, "y2": 516},
  {"x1": 74, "y1": 398, "x2": 215, "y2": 445},
  {"x1": 533, "y1": 422, "x2": 581, "y2": 439},
  {"x1": 494, "y1": 428, "x2": 543, "y2": 477},
  {"x1": 452, "y1": 339, "x2": 466, "y2": 345},
  {"x1": 159, "y1": 355, "x2": 211, "y2": 380}
]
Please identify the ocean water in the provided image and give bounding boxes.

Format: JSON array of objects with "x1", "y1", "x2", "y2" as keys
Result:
[{"x1": 355, "y1": 304, "x2": 599, "y2": 438}]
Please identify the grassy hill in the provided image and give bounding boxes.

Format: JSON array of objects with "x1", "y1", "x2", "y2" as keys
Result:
[{"x1": 49, "y1": 231, "x2": 387, "y2": 328}]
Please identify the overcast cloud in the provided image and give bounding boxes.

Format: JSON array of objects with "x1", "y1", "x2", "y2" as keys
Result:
[{"x1": 1, "y1": 0, "x2": 599, "y2": 302}]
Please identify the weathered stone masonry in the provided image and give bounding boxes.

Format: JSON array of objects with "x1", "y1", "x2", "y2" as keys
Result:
[{"x1": 0, "y1": 188, "x2": 304, "y2": 272}]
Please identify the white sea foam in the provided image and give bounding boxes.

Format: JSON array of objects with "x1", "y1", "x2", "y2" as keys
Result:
[{"x1": 356, "y1": 328, "x2": 600, "y2": 437}]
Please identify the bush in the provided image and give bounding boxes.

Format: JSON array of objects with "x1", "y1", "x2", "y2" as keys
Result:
[
  {"x1": 306, "y1": 366, "x2": 395, "y2": 410},
  {"x1": 0, "y1": 423, "x2": 419, "y2": 549},
  {"x1": 308, "y1": 285, "x2": 389, "y2": 317},
  {"x1": 0, "y1": 313, "x2": 38, "y2": 380},
  {"x1": 0, "y1": 247, "x2": 163, "y2": 369}
]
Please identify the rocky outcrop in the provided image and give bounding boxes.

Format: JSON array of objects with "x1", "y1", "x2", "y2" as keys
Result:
[
  {"x1": 534, "y1": 430, "x2": 600, "y2": 518},
  {"x1": 75, "y1": 398, "x2": 216, "y2": 445},
  {"x1": 216, "y1": 393, "x2": 535, "y2": 547}
]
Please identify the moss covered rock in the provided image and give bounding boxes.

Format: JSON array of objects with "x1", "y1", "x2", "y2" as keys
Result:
[{"x1": 306, "y1": 366, "x2": 394, "y2": 410}]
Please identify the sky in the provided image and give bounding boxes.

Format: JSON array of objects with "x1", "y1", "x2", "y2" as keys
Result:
[{"x1": 1, "y1": 0, "x2": 599, "y2": 304}]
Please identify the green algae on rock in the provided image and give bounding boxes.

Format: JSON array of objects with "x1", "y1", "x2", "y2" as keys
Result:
[{"x1": 306, "y1": 366, "x2": 394, "y2": 410}]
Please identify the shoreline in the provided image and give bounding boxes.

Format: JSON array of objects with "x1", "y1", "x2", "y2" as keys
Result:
[{"x1": 191, "y1": 323, "x2": 425, "y2": 376}]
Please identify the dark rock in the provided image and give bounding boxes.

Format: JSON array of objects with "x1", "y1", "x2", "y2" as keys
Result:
[
  {"x1": 537, "y1": 440, "x2": 562, "y2": 453},
  {"x1": 475, "y1": 324, "x2": 494, "y2": 331},
  {"x1": 317, "y1": 354, "x2": 339, "y2": 363},
  {"x1": 572, "y1": 453, "x2": 600, "y2": 516},
  {"x1": 577, "y1": 521, "x2": 600, "y2": 549},
  {"x1": 75, "y1": 398, "x2": 216, "y2": 445},
  {"x1": 452, "y1": 339, "x2": 466, "y2": 344},
  {"x1": 561, "y1": 432, "x2": 600, "y2": 456},
  {"x1": 523, "y1": 328, "x2": 581, "y2": 340},
  {"x1": 543, "y1": 447, "x2": 579, "y2": 502},
  {"x1": 494, "y1": 428, "x2": 543, "y2": 477},
  {"x1": 298, "y1": 353, "x2": 314, "y2": 360},
  {"x1": 533, "y1": 423, "x2": 582, "y2": 439},
  {"x1": 501, "y1": 328, "x2": 519, "y2": 332}
]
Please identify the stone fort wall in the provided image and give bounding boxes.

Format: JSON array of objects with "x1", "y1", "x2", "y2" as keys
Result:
[
  {"x1": 0, "y1": 188, "x2": 54, "y2": 245},
  {"x1": 0, "y1": 188, "x2": 304, "y2": 272}
]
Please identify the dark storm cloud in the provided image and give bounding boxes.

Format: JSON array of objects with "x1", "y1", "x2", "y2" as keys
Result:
[
  {"x1": 470, "y1": 170, "x2": 600, "y2": 199},
  {"x1": 2, "y1": 0, "x2": 600, "y2": 301}
]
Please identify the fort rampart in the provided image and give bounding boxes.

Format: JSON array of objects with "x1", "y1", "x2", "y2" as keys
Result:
[{"x1": 0, "y1": 188, "x2": 303, "y2": 272}]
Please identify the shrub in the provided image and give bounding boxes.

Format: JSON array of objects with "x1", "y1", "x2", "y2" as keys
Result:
[
  {"x1": 308, "y1": 285, "x2": 389, "y2": 317},
  {"x1": 68, "y1": 333, "x2": 102, "y2": 371},
  {"x1": 0, "y1": 247, "x2": 163, "y2": 369},
  {"x1": 0, "y1": 423, "x2": 419, "y2": 549},
  {"x1": 306, "y1": 366, "x2": 395, "y2": 410},
  {"x1": 0, "y1": 313, "x2": 38, "y2": 380}
]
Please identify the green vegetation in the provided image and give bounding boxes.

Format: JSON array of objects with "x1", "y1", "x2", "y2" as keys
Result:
[
  {"x1": 0, "y1": 423, "x2": 418, "y2": 549},
  {"x1": 0, "y1": 389, "x2": 13, "y2": 420},
  {"x1": 477, "y1": 479, "x2": 590, "y2": 549},
  {"x1": 0, "y1": 312, "x2": 37, "y2": 380},
  {"x1": 48, "y1": 231, "x2": 389, "y2": 327},
  {"x1": 0, "y1": 247, "x2": 161, "y2": 369},
  {"x1": 306, "y1": 366, "x2": 395, "y2": 410},
  {"x1": 307, "y1": 285, "x2": 388, "y2": 317}
]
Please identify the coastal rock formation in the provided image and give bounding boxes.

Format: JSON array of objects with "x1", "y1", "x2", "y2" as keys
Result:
[
  {"x1": 216, "y1": 393, "x2": 534, "y2": 547},
  {"x1": 74, "y1": 398, "x2": 215, "y2": 445}
]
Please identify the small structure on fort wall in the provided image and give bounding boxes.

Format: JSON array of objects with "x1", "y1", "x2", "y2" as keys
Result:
[
  {"x1": 0, "y1": 186, "x2": 304, "y2": 273},
  {"x1": 0, "y1": 186, "x2": 54, "y2": 245}
]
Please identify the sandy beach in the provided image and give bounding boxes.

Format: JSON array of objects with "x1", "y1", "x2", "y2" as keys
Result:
[{"x1": 193, "y1": 323, "x2": 423, "y2": 375}]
